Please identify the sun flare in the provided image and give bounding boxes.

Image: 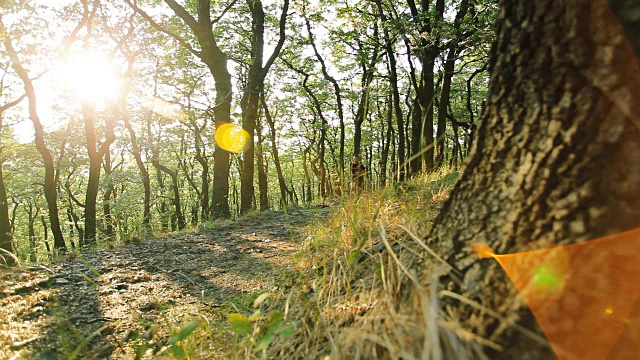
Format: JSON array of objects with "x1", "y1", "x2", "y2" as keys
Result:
[{"x1": 55, "y1": 53, "x2": 121, "y2": 103}]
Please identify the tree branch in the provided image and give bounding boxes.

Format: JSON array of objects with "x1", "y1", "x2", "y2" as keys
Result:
[
  {"x1": 262, "y1": 0, "x2": 289, "y2": 75},
  {"x1": 125, "y1": 0, "x2": 201, "y2": 57},
  {"x1": 212, "y1": 0, "x2": 239, "y2": 25}
]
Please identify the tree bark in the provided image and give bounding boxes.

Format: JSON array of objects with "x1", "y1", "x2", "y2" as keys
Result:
[
  {"x1": 154, "y1": 0, "x2": 233, "y2": 219},
  {"x1": 0, "y1": 161, "x2": 15, "y2": 265},
  {"x1": 353, "y1": 24, "x2": 380, "y2": 158},
  {"x1": 405, "y1": 0, "x2": 445, "y2": 175},
  {"x1": 102, "y1": 149, "x2": 116, "y2": 239},
  {"x1": 428, "y1": 0, "x2": 640, "y2": 356}
]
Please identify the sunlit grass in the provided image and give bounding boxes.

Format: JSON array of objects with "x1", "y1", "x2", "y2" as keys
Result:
[{"x1": 3, "y1": 167, "x2": 472, "y2": 359}]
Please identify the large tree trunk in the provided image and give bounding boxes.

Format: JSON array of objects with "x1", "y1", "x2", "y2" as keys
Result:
[{"x1": 428, "y1": 0, "x2": 640, "y2": 356}]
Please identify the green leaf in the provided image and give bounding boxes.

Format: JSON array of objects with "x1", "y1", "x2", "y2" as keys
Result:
[
  {"x1": 253, "y1": 292, "x2": 272, "y2": 308},
  {"x1": 253, "y1": 334, "x2": 275, "y2": 353},
  {"x1": 347, "y1": 250, "x2": 361, "y2": 267},
  {"x1": 278, "y1": 323, "x2": 296, "y2": 338},
  {"x1": 168, "y1": 320, "x2": 201, "y2": 345},
  {"x1": 228, "y1": 313, "x2": 252, "y2": 334},
  {"x1": 265, "y1": 311, "x2": 284, "y2": 332},
  {"x1": 172, "y1": 345, "x2": 186, "y2": 359},
  {"x1": 375, "y1": 262, "x2": 382, "y2": 281}
]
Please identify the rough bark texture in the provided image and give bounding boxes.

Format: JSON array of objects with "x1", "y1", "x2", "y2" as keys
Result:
[{"x1": 427, "y1": 0, "x2": 640, "y2": 356}]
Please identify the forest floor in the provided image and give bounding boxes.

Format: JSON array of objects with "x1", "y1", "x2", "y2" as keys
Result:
[{"x1": 0, "y1": 205, "x2": 331, "y2": 359}]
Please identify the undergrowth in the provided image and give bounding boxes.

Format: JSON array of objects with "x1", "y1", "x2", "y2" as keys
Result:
[
  {"x1": 220, "y1": 167, "x2": 492, "y2": 359},
  {"x1": 5, "y1": 167, "x2": 497, "y2": 359},
  {"x1": 255, "y1": 167, "x2": 479, "y2": 359}
]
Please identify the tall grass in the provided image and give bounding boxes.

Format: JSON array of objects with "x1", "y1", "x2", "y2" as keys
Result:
[{"x1": 234, "y1": 167, "x2": 491, "y2": 359}]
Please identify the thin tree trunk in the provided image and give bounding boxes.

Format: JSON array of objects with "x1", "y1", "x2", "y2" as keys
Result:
[
  {"x1": 380, "y1": 95, "x2": 393, "y2": 187},
  {"x1": 40, "y1": 215, "x2": 50, "y2": 253},
  {"x1": 102, "y1": 149, "x2": 116, "y2": 239},
  {"x1": 0, "y1": 95, "x2": 24, "y2": 265},
  {"x1": 2, "y1": 24, "x2": 66, "y2": 252},
  {"x1": 256, "y1": 114, "x2": 269, "y2": 211},
  {"x1": 151, "y1": 160, "x2": 186, "y2": 230},
  {"x1": 436, "y1": 0, "x2": 469, "y2": 167},
  {"x1": 302, "y1": 146, "x2": 312, "y2": 203},
  {"x1": 261, "y1": 95, "x2": 291, "y2": 207},
  {"x1": 0, "y1": 139, "x2": 15, "y2": 266},
  {"x1": 240, "y1": 0, "x2": 289, "y2": 214},
  {"x1": 305, "y1": 13, "x2": 346, "y2": 189},
  {"x1": 375, "y1": 0, "x2": 405, "y2": 180},
  {"x1": 81, "y1": 102, "x2": 116, "y2": 246}
]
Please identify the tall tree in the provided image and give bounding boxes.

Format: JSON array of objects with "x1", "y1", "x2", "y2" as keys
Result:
[
  {"x1": 127, "y1": 0, "x2": 234, "y2": 218},
  {"x1": 435, "y1": 0, "x2": 469, "y2": 166},
  {"x1": 303, "y1": 9, "x2": 345, "y2": 191},
  {"x1": 405, "y1": 0, "x2": 445, "y2": 175},
  {"x1": 374, "y1": 0, "x2": 406, "y2": 181},
  {"x1": 239, "y1": 0, "x2": 289, "y2": 214},
  {"x1": 1, "y1": 19, "x2": 66, "y2": 252},
  {"x1": 428, "y1": 0, "x2": 640, "y2": 356},
  {"x1": 0, "y1": 95, "x2": 24, "y2": 265}
]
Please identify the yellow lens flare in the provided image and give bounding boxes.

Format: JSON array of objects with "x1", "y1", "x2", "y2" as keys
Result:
[
  {"x1": 140, "y1": 96, "x2": 187, "y2": 121},
  {"x1": 215, "y1": 123, "x2": 250, "y2": 153},
  {"x1": 482, "y1": 228, "x2": 640, "y2": 360}
]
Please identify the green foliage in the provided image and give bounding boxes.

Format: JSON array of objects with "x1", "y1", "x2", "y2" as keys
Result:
[{"x1": 227, "y1": 291, "x2": 299, "y2": 356}]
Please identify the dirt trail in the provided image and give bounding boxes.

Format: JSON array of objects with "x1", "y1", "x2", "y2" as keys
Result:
[{"x1": 0, "y1": 206, "x2": 330, "y2": 359}]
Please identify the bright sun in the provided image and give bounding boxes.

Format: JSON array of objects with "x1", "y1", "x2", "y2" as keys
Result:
[{"x1": 54, "y1": 53, "x2": 121, "y2": 103}]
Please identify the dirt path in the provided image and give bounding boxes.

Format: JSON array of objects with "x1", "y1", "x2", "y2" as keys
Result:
[{"x1": 0, "y1": 206, "x2": 330, "y2": 359}]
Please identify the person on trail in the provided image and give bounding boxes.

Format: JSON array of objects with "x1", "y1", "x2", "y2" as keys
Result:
[{"x1": 350, "y1": 156, "x2": 366, "y2": 195}]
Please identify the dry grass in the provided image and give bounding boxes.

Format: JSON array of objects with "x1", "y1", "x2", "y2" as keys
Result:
[{"x1": 243, "y1": 167, "x2": 494, "y2": 359}]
